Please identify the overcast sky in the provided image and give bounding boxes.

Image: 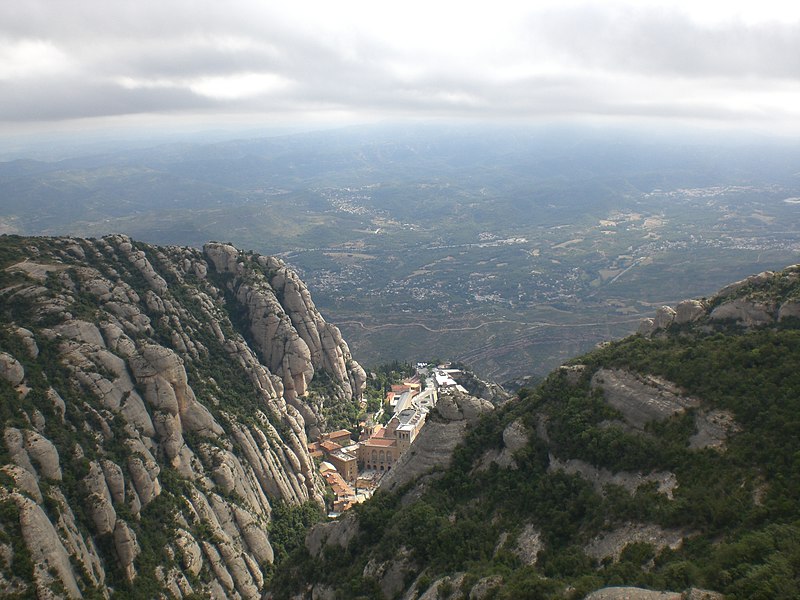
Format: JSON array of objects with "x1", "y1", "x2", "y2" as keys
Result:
[{"x1": 2, "y1": 0, "x2": 800, "y2": 138}]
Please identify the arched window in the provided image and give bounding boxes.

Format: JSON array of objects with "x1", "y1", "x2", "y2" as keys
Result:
[
  {"x1": 371, "y1": 450, "x2": 377, "y2": 461},
  {"x1": 379, "y1": 450, "x2": 385, "y2": 463}
]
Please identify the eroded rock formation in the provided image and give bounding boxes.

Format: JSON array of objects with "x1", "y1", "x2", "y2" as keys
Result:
[
  {"x1": 638, "y1": 265, "x2": 800, "y2": 336},
  {"x1": 0, "y1": 234, "x2": 364, "y2": 598}
]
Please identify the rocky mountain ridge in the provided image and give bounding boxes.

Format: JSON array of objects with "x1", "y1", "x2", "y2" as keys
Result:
[
  {"x1": 0, "y1": 234, "x2": 364, "y2": 599},
  {"x1": 275, "y1": 264, "x2": 800, "y2": 599},
  {"x1": 637, "y1": 266, "x2": 800, "y2": 336}
]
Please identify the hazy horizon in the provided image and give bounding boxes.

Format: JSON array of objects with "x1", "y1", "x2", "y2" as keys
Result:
[{"x1": 3, "y1": 0, "x2": 800, "y2": 151}]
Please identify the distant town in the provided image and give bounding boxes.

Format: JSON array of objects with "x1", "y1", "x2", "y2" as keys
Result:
[{"x1": 308, "y1": 363, "x2": 469, "y2": 515}]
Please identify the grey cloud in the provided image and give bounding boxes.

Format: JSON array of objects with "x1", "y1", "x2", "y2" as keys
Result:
[
  {"x1": 0, "y1": 78, "x2": 215, "y2": 121},
  {"x1": 1, "y1": 2, "x2": 799, "y2": 127},
  {"x1": 527, "y1": 7, "x2": 800, "y2": 79}
]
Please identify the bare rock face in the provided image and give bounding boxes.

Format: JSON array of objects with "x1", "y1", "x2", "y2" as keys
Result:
[
  {"x1": 689, "y1": 409, "x2": 741, "y2": 451},
  {"x1": 639, "y1": 266, "x2": 800, "y2": 335},
  {"x1": 0, "y1": 235, "x2": 366, "y2": 599},
  {"x1": 591, "y1": 369, "x2": 699, "y2": 430},
  {"x1": 778, "y1": 300, "x2": 800, "y2": 320},
  {"x1": 435, "y1": 389, "x2": 494, "y2": 422},
  {"x1": 548, "y1": 456, "x2": 678, "y2": 499},
  {"x1": 0, "y1": 352, "x2": 24, "y2": 387},
  {"x1": 14, "y1": 327, "x2": 39, "y2": 358},
  {"x1": 4, "y1": 427, "x2": 36, "y2": 475},
  {"x1": 710, "y1": 299, "x2": 774, "y2": 326},
  {"x1": 716, "y1": 270, "x2": 775, "y2": 298},
  {"x1": 474, "y1": 418, "x2": 529, "y2": 471},
  {"x1": 380, "y1": 391, "x2": 494, "y2": 493},
  {"x1": 55, "y1": 319, "x2": 106, "y2": 347},
  {"x1": 13, "y1": 493, "x2": 83, "y2": 599},
  {"x1": 637, "y1": 318, "x2": 657, "y2": 337},
  {"x1": 305, "y1": 511, "x2": 359, "y2": 558},
  {"x1": 129, "y1": 342, "x2": 223, "y2": 467},
  {"x1": 23, "y1": 430, "x2": 62, "y2": 481},
  {"x1": 113, "y1": 520, "x2": 140, "y2": 582},
  {"x1": 176, "y1": 529, "x2": 204, "y2": 577},
  {"x1": 654, "y1": 306, "x2": 677, "y2": 330},
  {"x1": 203, "y1": 242, "x2": 365, "y2": 417},
  {"x1": 502, "y1": 419, "x2": 528, "y2": 453},
  {"x1": 468, "y1": 575, "x2": 504, "y2": 600},
  {"x1": 674, "y1": 299, "x2": 706, "y2": 324},
  {"x1": 1, "y1": 464, "x2": 43, "y2": 503},
  {"x1": 83, "y1": 461, "x2": 116, "y2": 535},
  {"x1": 584, "y1": 523, "x2": 689, "y2": 562},
  {"x1": 362, "y1": 546, "x2": 417, "y2": 600},
  {"x1": 426, "y1": 574, "x2": 470, "y2": 600},
  {"x1": 513, "y1": 523, "x2": 543, "y2": 566}
]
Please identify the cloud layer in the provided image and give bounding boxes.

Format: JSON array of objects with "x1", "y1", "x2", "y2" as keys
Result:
[{"x1": 2, "y1": 1, "x2": 800, "y2": 131}]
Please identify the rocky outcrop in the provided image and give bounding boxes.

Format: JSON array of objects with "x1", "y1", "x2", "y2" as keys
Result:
[
  {"x1": 450, "y1": 368, "x2": 511, "y2": 405},
  {"x1": 305, "y1": 511, "x2": 359, "y2": 558},
  {"x1": 548, "y1": 456, "x2": 678, "y2": 499},
  {"x1": 10, "y1": 492, "x2": 82, "y2": 598},
  {"x1": 380, "y1": 390, "x2": 493, "y2": 493},
  {"x1": 591, "y1": 369, "x2": 699, "y2": 430},
  {"x1": 709, "y1": 298, "x2": 774, "y2": 326},
  {"x1": 513, "y1": 523, "x2": 543, "y2": 566},
  {"x1": 674, "y1": 299, "x2": 706, "y2": 324},
  {"x1": 584, "y1": 588, "x2": 682, "y2": 600},
  {"x1": 474, "y1": 418, "x2": 529, "y2": 471},
  {"x1": 203, "y1": 242, "x2": 365, "y2": 415},
  {"x1": 83, "y1": 461, "x2": 116, "y2": 535},
  {"x1": 689, "y1": 409, "x2": 740, "y2": 451},
  {"x1": 590, "y1": 369, "x2": 739, "y2": 452},
  {"x1": 638, "y1": 265, "x2": 800, "y2": 335},
  {"x1": 113, "y1": 520, "x2": 140, "y2": 582},
  {"x1": 0, "y1": 234, "x2": 366, "y2": 599},
  {"x1": 778, "y1": 300, "x2": 800, "y2": 320},
  {"x1": 362, "y1": 547, "x2": 417, "y2": 600},
  {"x1": 0, "y1": 352, "x2": 24, "y2": 386},
  {"x1": 584, "y1": 523, "x2": 690, "y2": 562}
]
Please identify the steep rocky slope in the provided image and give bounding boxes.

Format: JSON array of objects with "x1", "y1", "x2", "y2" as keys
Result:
[
  {"x1": 0, "y1": 234, "x2": 365, "y2": 599},
  {"x1": 275, "y1": 266, "x2": 800, "y2": 600}
]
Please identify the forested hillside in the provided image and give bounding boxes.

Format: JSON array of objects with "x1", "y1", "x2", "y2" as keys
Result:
[{"x1": 276, "y1": 266, "x2": 800, "y2": 600}]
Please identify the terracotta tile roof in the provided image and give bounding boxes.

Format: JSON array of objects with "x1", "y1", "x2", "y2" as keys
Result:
[
  {"x1": 323, "y1": 471, "x2": 354, "y2": 497},
  {"x1": 328, "y1": 429, "x2": 353, "y2": 439},
  {"x1": 320, "y1": 440, "x2": 342, "y2": 452},
  {"x1": 363, "y1": 438, "x2": 396, "y2": 448}
]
